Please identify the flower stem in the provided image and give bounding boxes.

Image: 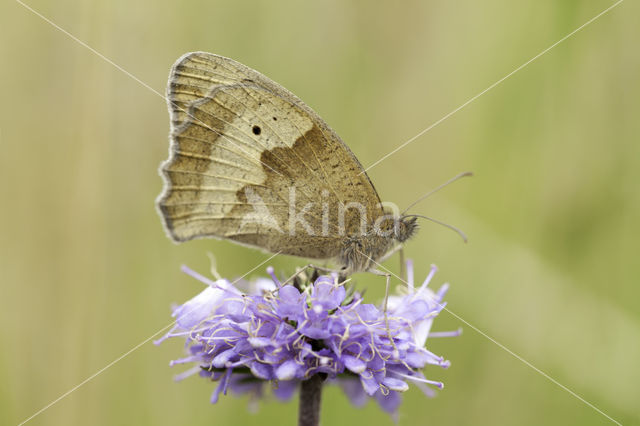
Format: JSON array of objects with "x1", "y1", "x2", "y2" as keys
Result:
[{"x1": 298, "y1": 374, "x2": 323, "y2": 426}]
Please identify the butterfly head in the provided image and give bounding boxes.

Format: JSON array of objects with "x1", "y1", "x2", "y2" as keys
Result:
[
  {"x1": 370, "y1": 214, "x2": 419, "y2": 243},
  {"x1": 394, "y1": 215, "x2": 419, "y2": 243}
]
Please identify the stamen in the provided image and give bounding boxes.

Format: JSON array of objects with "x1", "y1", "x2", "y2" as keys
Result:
[
  {"x1": 421, "y1": 264, "x2": 438, "y2": 291},
  {"x1": 429, "y1": 328, "x2": 462, "y2": 338},
  {"x1": 153, "y1": 325, "x2": 178, "y2": 345},
  {"x1": 173, "y1": 365, "x2": 202, "y2": 382},
  {"x1": 406, "y1": 259, "x2": 414, "y2": 289},
  {"x1": 207, "y1": 252, "x2": 222, "y2": 280},
  {"x1": 169, "y1": 355, "x2": 202, "y2": 366},
  {"x1": 266, "y1": 266, "x2": 280, "y2": 286},
  {"x1": 220, "y1": 368, "x2": 233, "y2": 395},
  {"x1": 436, "y1": 283, "x2": 450, "y2": 300},
  {"x1": 181, "y1": 265, "x2": 242, "y2": 295},
  {"x1": 392, "y1": 371, "x2": 444, "y2": 389}
]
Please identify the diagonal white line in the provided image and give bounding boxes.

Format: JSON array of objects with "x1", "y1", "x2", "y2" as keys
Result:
[
  {"x1": 13, "y1": 0, "x2": 285, "y2": 177},
  {"x1": 361, "y1": 0, "x2": 624, "y2": 174},
  {"x1": 16, "y1": 326, "x2": 173, "y2": 426},
  {"x1": 438, "y1": 306, "x2": 622, "y2": 425},
  {"x1": 17, "y1": 251, "x2": 282, "y2": 426},
  {"x1": 14, "y1": 0, "x2": 158, "y2": 99},
  {"x1": 362, "y1": 252, "x2": 622, "y2": 425},
  {"x1": 12, "y1": 0, "x2": 626, "y2": 424}
]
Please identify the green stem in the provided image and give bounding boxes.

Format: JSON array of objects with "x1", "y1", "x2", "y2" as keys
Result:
[{"x1": 298, "y1": 375, "x2": 323, "y2": 426}]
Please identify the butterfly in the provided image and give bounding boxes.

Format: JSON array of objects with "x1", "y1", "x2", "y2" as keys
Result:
[{"x1": 156, "y1": 52, "x2": 419, "y2": 275}]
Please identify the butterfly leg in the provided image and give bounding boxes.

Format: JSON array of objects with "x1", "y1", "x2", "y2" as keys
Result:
[
  {"x1": 376, "y1": 244, "x2": 406, "y2": 281},
  {"x1": 369, "y1": 268, "x2": 399, "y2": 358}
]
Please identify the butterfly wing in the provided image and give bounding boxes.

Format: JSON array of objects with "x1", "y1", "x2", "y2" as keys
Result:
[{"x1": 157, "y1": 52, "x2": 383, "y2": 259}]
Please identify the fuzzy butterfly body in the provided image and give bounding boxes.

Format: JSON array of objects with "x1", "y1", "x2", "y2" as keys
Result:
[{"x1": 157, "y1": 52, "x2": 417, "y2": 274}]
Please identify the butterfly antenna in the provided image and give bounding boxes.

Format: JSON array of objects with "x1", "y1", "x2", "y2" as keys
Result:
[
  {"x1": 404, "y1": 214, "x2": 468, "y2": 243},
  {"x1": 401, "y1": 171, "x2": 473, "y2": 215}
]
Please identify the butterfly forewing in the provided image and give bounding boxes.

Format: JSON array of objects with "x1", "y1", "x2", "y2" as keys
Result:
[{"x1": 158, "y1": 52, "x2": 383, "y2": 259}]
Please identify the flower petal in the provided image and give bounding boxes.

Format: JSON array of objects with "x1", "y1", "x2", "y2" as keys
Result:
[
  {"x1": 337, "y1": 377, "x2": 368, "y2": 407},
  {"x1": 375, "y1": 389, "x2": 402, "y2": 414},
  {"x1": 382, "y1": 377, "x2": 409, "y2": 392},
  {"x1": 173, "y1": 287, "x2": 224, "y2": 328},
  {"x1": 311, "y1": 279, "x2": 346, "y2": 311},
  {"x1": 273, "y1": 380, "x2": 298, "y2": 400},
  {"x1": 275, "y1": 360, "x2": 301, "y2": 381},
  {"x1": 359, "y1": 372, "x2": 379, "y2": 396},
  {"x1": 343, "y1": 355, "x2": 367, "y2": 374}
]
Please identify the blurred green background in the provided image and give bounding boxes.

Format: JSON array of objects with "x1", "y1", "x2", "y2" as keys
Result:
[{"x1": 1, "y1": 0, "x2": 638, "y2": 425}]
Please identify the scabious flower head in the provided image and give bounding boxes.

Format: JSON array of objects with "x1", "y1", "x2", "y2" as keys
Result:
[{"x1": 156, "y1": 260, "x2": 459, "y2": 416}]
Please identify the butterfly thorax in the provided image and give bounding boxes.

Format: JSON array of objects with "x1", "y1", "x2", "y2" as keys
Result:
[{"x1": 338, "y1": 216, "x2": 418, "y2": 275}]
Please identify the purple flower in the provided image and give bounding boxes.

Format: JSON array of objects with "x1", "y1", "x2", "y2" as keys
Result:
[{"x1": 156, "y1": 260, "x2": 459, "y2": 415}]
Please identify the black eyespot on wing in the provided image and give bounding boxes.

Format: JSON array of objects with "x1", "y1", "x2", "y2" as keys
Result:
[
  {"x1": 252, "y1": 125, "x2": 262, "y2": 135},
  {"x1": 272, "y1": 116, "x2": 277, "y2": 121}
]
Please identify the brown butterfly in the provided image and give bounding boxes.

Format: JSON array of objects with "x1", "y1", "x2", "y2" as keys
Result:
[{"x1": 157, "y1": 52, "x2": 421, "y2": 275}]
